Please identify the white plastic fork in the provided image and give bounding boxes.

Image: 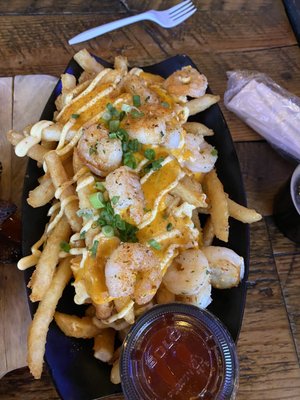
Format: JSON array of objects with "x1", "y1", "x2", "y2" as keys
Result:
[{"x1": 68, "y1": 0, "x2": 197, "y2": 45}]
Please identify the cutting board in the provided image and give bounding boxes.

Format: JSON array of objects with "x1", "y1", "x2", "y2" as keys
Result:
[{"x1": 0, "y1": 75, "x2": 57, "y2": 378}]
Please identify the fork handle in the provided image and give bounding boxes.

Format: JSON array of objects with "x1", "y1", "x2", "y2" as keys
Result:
[{"x1": 68, "y1": 11, "x2": 154, "y2": 45}]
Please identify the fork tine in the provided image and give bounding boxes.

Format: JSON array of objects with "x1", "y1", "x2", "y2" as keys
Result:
[
  {"x1": 170, "y1": 1, "x2": 193, "y2": 17},
  {"x1": 172, "y1": 7, "x2": 197, "y2": 23},
  {"x1": 167, "y1": 0, "x2": 191, "y2": 15},
  {"x1": 171, "y1": 3, "x2": 195, "y2": 19}
]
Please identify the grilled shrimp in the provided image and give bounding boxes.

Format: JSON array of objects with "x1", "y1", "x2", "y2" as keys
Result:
[
  {"x1": 105, "y1": 166, "x2": 145, "y2": 225},
  {"x1": 105, "y1": 243, "x2": 161, "y2": 305},
  {"x1": 124, "y1": 103, "x2": 174, "y2": 145},
  {"x1": 202, "y1": 246, "x2": 244, "y2": 289},
  {"x1": 182, "y1": 133, "x2": 217, "y2": 173},
  {"x1": 123, "y1": 74, "x2": 159, "y2": 104},
  {"x1": 163, "y1": 66, "x2": 208, "y2": 98},
  {"x1": 77, "y1": 124, "x2": 122, "y2": 176},
  {"x1": 163, "y1": 249, "x2": 211, "y2": 296}
]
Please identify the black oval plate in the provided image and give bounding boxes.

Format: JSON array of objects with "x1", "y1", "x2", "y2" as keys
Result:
[{"x1": 22, "y1": 55, "x2": 249, "y2": 400}]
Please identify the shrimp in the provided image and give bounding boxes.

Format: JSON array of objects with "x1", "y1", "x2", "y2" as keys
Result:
[
  {"x1": 182, "y1": 133, "x2": 217, "y2": 173},
  {"x1": 77, "y1": 124, "x2": 122, "y2": 176},
  {"x1": 163, "y1": 249, "x2": 211, "y2": 297},
  {"x1": 105, "y1": 166, "x2": 145, "y2": 225},
  {"x1": 105, "y1": 243, "x2": 161, "y2": 305},
  {"x1": 201, "y1": 246, "x2": 245, "y2": 289},
  {"x1": 163, "y1": 66, "x2": 208, "y2": 98},
  {"x1": 176, "y1": 277, "x2": 212, "y2": 309},
  {"x1": 122, "y1": 74, "x2": 159, "y2": 104},
  {"x1": 124, "y1": 103, "x2": 173, "y2": 145}
]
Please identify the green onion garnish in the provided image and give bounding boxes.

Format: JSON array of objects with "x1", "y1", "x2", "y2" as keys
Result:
[
  {"x1": 109, "y1": 119, "x2": 120, "y2": 132},
  {"x1": 123, "y1": 152, "x2": 137, "y2": 169},
  {"x1": 166, "y1": 223, "x2": 173, "y2": 231},
  {"x1": 133, "y1": 95, "x2": 141, "y2": 107},
  {"x1": 95, "y1": 182, "x2": 105, "y2": 192},
  {"x1": 211, "y1": 148, "x2": 218, "y2": 156},
  {"x1": 79, "y1": 231, "x2": 86, "y2": 239},
  {"x1": 144, "y1": 148, "x2": 155, "y2": 161},
  {"x1": 131, "y1": 109, "x2": 144, "y2": 119},
  {"x1": 111, "y1": 196, "x2": 120, "y2": 205},
  {"x1": 102, "y1": 225, "x2": 114, "y2": 237},
  {"x1": 148, "y1": 239, "x2": 161, "y2": 250},
  {"x1": 60, "y1": 241, "x2": 70, "y2": 252},
  {"x1": 161, "y1": 101, "x2": 170, "y2": 108},
  {"x1": 89, "y1": 192, "x2": 105, "y2": 209},
  {"x1": 71, "y1": 113, "x2": 80, "y2": 119},
  {"x1": 77, "y1": 208, "x2": 94, "y2": 219},
  {"x1": 101, "y1": 111, "x2": 111, "y2": 121},
  {"x1": 121, "y1": 104, "x2": 132, "y2": 113},
  {"x1": 90, "y1": 240, "x2": 99, "y2": 257}
]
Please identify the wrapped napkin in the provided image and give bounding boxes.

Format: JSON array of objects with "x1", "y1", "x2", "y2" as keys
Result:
[
  {"x1": 0, "y1": 74, "x2": 57, "y2": 378},
  {"x1": 224, "y1": 71, "x2": 300, "y2": 162}
]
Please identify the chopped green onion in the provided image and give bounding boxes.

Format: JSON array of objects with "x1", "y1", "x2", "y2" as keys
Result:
[
  {"x1": 106, "y1": 103, "x2": 119, "y2": 117},
  {"x1": 211, "y1": 148, "x2": 218, "y2": 156},
  {"x1": 111, "y1": 196, "x2": 120, "y2": 205},
  {"x1": 144, "y1": 148, "x2": 155, "y2": 161},
  {"x1": 148, "y1": 239, "x2": 161, "y2": 250},
  {"x1": 144, "y1": 157, "x2": 165, "y2": 173},
  {"x1": 161, "y1": 101, "x2": 170, "y2": 108},
  {"x1": 89, "y1": 192, "x2": 105, "y2": 209},
  {"x1": 119, "y1": 111, "x2": 126, "y2": 121},
  {"x1": 90, "y1": 240, "x2": 99, "y2": 257},
  {"x1": 128, "y1": 139, "x2": 141, "y2": 152},
  {"x1": 101, "y1": 111, "x2": 111, "y2": 121},
  {"x1": 95, "y1": 182, "x2": 105, "y2": 192},
  {"x1": 77, "y1": 208, "x2": 94, "y2": 219},
  {"x1": 133, "y1": 94, "x2": 141, "y2": 107},
  {"x1": 131, "y1": 109, "x2": 144, "y2": 118},
  {"x1": 102, "y1": 225, "x2": 114, "y2": 237},
  {"x1": 166, "y1": 223, "x2": 173, "y2": 231},
  {"x1": 109, "y1": 119, "x2": 120, "y2": 132},
  {"x1": 121, "y1": 104, "x2": 132, "y2": 113},
  {"x1": 60, "y1": 241, "x2": 70, "y2": 252},
  {"x1": 123, "y1": 152, "x2": 137, "y2": 169},
  {"x1": 79, "y1": 231, "x2": 86, "y2": 239},
  {"x1": 109, "y1": 132, "x2": 118, "y2": 139},
  {"x1": 71, "y1": 113, "x2": 80, "y2": 119}
]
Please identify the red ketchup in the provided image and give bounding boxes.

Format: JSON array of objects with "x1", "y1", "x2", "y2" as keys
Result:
[{"x1": 120, "y1": 304, "x2": 239, "y2": 400}]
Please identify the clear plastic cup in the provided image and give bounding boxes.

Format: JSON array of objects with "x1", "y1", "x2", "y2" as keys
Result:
[{"x1": 120, "y1": 303, "x2": 239, "y2": 400}]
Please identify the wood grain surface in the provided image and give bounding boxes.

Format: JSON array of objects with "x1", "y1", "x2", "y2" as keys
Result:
[{"x1": 0, "y1": 0, "x2": 300, "y2": 399}]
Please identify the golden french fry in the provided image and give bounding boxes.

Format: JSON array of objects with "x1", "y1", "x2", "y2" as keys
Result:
[
  {"x1": 227, "y1": 198, "x2": 262, "y2": 223},
  {"x1": 156, "y1": 284, "x2": 175, "y2": 304},
  {"x1": 27, "y1": 257, "x2": 72, "y2": 379},
  {"x1": 202, "y1": 216, "x2": 215, "y2": 246},
  {"x1": 114, "y1": 297, "x2": 135, "y2": 324},
  {"x1": 45, "y1": 151, "x2": 81, "y2": 232},
  {"x1": 110, "y1": 358, "x2": 121, "y2": 384},
  {"x1": 6, "y1": 130, "x2": 48, "y2": 163},
  {"x1": 93, "y1": 329, "x2": 116, "y2": 362},
  {"x1": 54, "y1": 312, "x2": 101, "y2": 338},
  {"x1": 204, "y1": 169, "x2": 229, "y2": 242},
  {"x1": 183, "y1": 122, "x2": 214, "y2": 136},
  {"x1": 61, "y1": 73, "x2": 76, "y2": 91},
  {"x1": 114, "y1": 55, "x2": 128, "y2": 73},
  {"x1": 27, "y1": 175, "x2": 55, "y2": 208},
  {"x1": 171, "y1": 175, "x2": 207, "y2": 208},
  {"x1": 192, "y1": 209, "x2": 202, "y2": 234},
  {"x1": 85, "y1": 304, "x2": 96, "y2": 317},
  {"x1": 94, "y1": 302, "x2": 113, "y2": 320},
  {"x1": 187, "y1": 94, "x2": 220, "y2": 116},
  {"x1": 29, "y1": 215, "x2": 71, "y2": 302},
  {"x1": 74, "y1": 49, "x2": 104, "y2": 73},
  {"x1": 93, "y1": 317, "x2": 130, "y2": 331}
]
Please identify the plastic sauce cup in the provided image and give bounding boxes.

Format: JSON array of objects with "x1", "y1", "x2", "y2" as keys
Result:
[{"x1": 120, "y1": 303, "x2": 239, "y2": 400}]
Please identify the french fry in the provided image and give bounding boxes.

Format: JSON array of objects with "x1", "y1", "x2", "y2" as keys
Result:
[
  {"x1": 45, "y1": 151, "x2": 81, "y2": 232},
  {"x1": 54, "y1": 312, "x2": 101, "y2": 338},
  {"x1": 114, "y1": 297, "x2": 135, "y2": 324},
  {"x1": 27, "y1": 257, "x2": 72, "y2": 379},
  {"x1": 203, "y1": 169, "x2": 229, "y2": 242},
  {"x1": 74, "y1": 49, "x2": 104, "y2": 74},
  {"x1": 29, "y1": 215, "x2": 71, "y2": 301},
  {"x1": 227, "y1": 198, "x2": 262, "y2": 223},
  {"x1": 6, "y1": 130, "x2": 48, "y2": 163},
  {"x1": 114, "y1": 55, "x2": 128, "y2": 73},
  {"x1": 93, "y1": 329, "x2": 115, "y2": 362},
  {"x1": 156, "y1": 284, "x2": 175, "y2": 304},
  {"x1": 27, "y1": 175, "x2": 55, "y2": 207},
  {"x1": 110, "y1": 358, "x2": 121, "y2": 385},
  {"x1": 183, "y1": 122, "x2": 214, "y2": 136},
  {"x1": 94, "y1": 302, "x2": 113, "y2": 320},
  {"x1": 93, "y1": 317, "x2": 130, "y2": 331},
  {"x1": 171, "y1": 175, "x2": 207, "y2": 208},
  {"x1": 187, "y1": 94, "x2": 220, "y2": 116},
  {"x1": 202, "y1": 216, "x2": 215, "y2": 246}
]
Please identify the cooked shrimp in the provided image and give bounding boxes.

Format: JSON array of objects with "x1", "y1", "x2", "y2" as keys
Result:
[
  {"x1": 202, "y1": 246, "x2": 244, "y2": 289},
  {"x1": 163, "y1": 66, "x2": 208, "y2": 98},
  {"x1": 105, "y1": 243, "x2": 161, "y2": 305},
  {"x1": 163, "y1": 249, "x2": 210, "y2": 296},
  {"x1": 77, "y1": 124, "x2": 122, "y2": 176},
  {"x1": 105, "y1": 166, "x2": 145, "y2": 225},
  {"x1": 176, "y1": 275, "x2": 212, "y2": 309},
  {"x1": 123, "y1": 74, "x2": 159, "y2": 104},
  {"x1": 124, "y1": 103, "x2": 173, "y2": 145},
  {"x1": 182, "y1": 133, "x2": 217, "y2": 173}
]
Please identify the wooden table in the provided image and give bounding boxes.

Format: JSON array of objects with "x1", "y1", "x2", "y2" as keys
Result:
[{"x1": 1, "y1": 1, "x2": 300, "y2": 399}]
